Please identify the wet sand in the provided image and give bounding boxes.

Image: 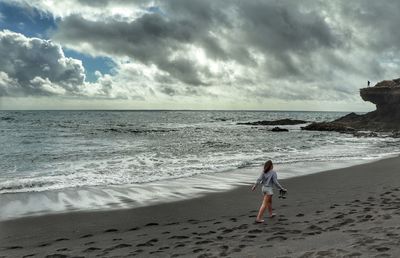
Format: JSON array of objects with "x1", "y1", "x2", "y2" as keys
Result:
[{"x1": 1, "y1": 156, "x2": 400, "y2": 257}]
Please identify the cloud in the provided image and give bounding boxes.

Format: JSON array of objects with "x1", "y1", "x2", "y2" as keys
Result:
[
  {"x1": 4, "y1": 0, "x2": 400, "y2": 108},
  {"x1": 52, "y1": 13, "x2": 218, "y2": 86},
  {"x1": 3, "y1": 0, "x2": 150, "y2": 21},
  {"x1": 50, "y1": 0, "x2": 359, "y2": 99},
  {"x1": 0, "y1": 30, "x2": 85, "y2": 96}
]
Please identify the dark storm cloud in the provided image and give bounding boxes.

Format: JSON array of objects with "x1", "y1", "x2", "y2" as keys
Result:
[
  {"x1": 236, "y1": 1, "x2": 341, "y2": 78},
  {"x1": 54, "y1": 13, "x2": 211, "y2": 85},
  {"x1": 0, "y1": 30, "x2": 85, "y2": 96},
  {"x1": 239, "y1": 1, "x2": 338, "y2": 52},
  {"x1": 339, "y1": 0, "x2": 400, "y2": 52},
  {"x1": 53, "y1": 0, "x2": 346, "y2": 89}
]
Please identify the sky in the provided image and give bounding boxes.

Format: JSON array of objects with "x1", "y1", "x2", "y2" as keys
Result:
[{"x1": 0, "y1": 0, "x2": 399, "y2": 111}]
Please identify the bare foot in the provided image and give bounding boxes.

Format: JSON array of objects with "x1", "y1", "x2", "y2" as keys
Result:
[{"x1": 269, "y1": 213, "x2": 276, "y2": 218}]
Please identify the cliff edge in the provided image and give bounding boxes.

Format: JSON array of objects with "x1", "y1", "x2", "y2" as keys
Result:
[{"x1": 303, "y1": 78, "x2": 400, "y2": 133}]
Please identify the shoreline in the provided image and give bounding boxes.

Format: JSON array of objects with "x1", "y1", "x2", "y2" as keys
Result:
[
  {"x1": 2, "y1": 155, "x2": 400, "y2": 257},
  {"x1": 1, "y1": 153, "x2": 398, "y2": 221}
]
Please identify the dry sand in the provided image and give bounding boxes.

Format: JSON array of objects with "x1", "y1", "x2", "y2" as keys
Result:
[{"x1": 1, "y1": 156, "x2": 400, "y2": 257}]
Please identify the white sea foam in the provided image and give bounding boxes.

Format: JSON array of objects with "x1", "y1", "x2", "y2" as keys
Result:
[
  {"x1": 1, "y1": 153, "x2": 399, "y2": 220},
  {"x1": 1, "y1": 110, "x2": 400, "y2": 219}
]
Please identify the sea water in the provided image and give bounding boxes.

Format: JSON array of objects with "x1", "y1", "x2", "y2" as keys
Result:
[{"x1": 1, "y1": 110, "x2": 399, "y2": 219}]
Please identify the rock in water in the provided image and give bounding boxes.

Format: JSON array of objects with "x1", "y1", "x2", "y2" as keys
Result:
[
  {"x1": 271, "y1": 127, "x2": 289, "y2": 132},
  {"x1": 238, "y1": 119, "x2": 307, "y2": 126}
]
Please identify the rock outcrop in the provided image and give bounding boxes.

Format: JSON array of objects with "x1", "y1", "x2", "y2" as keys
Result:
[
  {"x1": 271, "y1": 127, "x2": 289, "y2": 132},
  {"x1": 359, "y1": 79, "x2": 400, "y2": 126},
  {"x1": 303, "y1": 78, "x2": 400, "y2": 133},
  {"x1": 238, "y1": 119, "x2": 308, "y2": 126}
]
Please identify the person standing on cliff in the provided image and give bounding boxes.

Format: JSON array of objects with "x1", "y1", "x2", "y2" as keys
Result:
[{"x1": 368, "y1": 80, "x2": 370, "y2": 86}]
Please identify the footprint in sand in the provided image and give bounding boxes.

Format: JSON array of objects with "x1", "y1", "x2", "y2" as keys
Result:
[
  {"x1": 266, "y1": 236, "x2": 287, "y2": 241},
  {"x1": 198, "y1": 230, "x2": 216, "y2": 236},
  {"x1": 80, "y1": 234, "x2": 93, "y2": 239},
  {"x1": 145, "y1": 222, "x2": 159, "y2": 226},
  {"x1": 56, "y1": 248, "x2": 70, "y2": 251},
  {"x1": 38, "y1": 243, "x2": 51, "y2": 247},
  {"x1": 316, "y1": 250, "x2": 335, "y2": 256},
  {"x1": 237, "y1": 224, "x2": 248, "y2": 229},
  {"x1": 165, "y1": 222, "x2": 179, "y2": 226},
  {"x1": 248, "y1": 229, "x2": 262, "y2": 234},
  {"x1": 104, "y1": 243, "x2": 132, "y2": 252},
  {"x1": 245, "y1": 235, "x2": 257, "y2": 239},
  {"x1": 45, "y1": 254, "x2": 67, "y2": 258},
  {"x1": 227, "y1": 247, "x2": 241, "y2": 253},
  {"x1": 326, "y1": 226, "x2": 339, "y2": 231},
  {"x1": 83, "y1": 247, "x2": 102, "y2": 253},
  {"x1": 334, "y1": 214, "x2": 345, "y2": 219},
  {"x1": 193, "y1": 248, "x2": 204, "y2": 253},
  {"x1": 104, "y1": 228, "x2": 119, "y2": 233},
  {"x1": 169, "y1": 235, "x2": 189, "y2": 239},
  {"x1": 195, "y1": 240, "x2": 213, "y2": 244},
  {"x1": 374, "y1": 247, "x2": 390, "y2": 252},
  {"x1": 307, "y1": 225, "x2": 323, "y2": 231},
  {"x1": 6, "y1": 246, "x2": 23, "y2": 250},
  {"x1": 136, "y1": 239, "x2": 158, "y2": 247},
  {"x1": 55, "y1": 238, "x2": 69, "y2": 242},
  {"x1": 286, "y1": 229, "x2": 302, "y2": 235},
  {"x1": 222, "y1": 228, "x2": 234, "y2": 233}
]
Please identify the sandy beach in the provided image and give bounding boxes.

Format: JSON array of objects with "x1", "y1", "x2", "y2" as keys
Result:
[{"x1": 1, "y1": 156, "x2": 400, "y2": 258}]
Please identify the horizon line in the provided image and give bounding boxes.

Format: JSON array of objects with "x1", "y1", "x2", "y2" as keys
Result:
[{"x1": 0, "y1": 109, "x2": 368, "y2": 113}]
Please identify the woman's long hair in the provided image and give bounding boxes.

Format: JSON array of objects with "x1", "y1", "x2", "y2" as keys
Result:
[{"x1": 263, "y1": 160, "x2": 273, "y2": 173}]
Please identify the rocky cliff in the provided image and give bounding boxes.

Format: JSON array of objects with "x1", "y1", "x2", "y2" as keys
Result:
[
  {"x1": 360, "y1": 79, "x2": 400, "y2": 124},
  {"x1": 303, "y1": 78, "x2": 400, "y2": 133}
]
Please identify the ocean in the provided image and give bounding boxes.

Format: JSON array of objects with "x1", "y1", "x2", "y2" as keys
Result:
[{"x1": 1, "y1": 110, "x2": 399, "y2": 219}]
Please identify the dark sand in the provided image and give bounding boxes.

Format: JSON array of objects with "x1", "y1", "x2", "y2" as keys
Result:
[{"x1": 1, "y1": 156, "x2": 400, "y2": 257}]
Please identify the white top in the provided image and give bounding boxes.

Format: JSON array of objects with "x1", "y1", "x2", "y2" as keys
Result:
[{"x1": 255, "y1": 170, "x2": 284, "y2": 190}]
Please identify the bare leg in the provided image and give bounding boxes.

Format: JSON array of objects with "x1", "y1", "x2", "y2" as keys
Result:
[
  {"x1": 267, "y1": 195, "x2": 274, "y2": 217},
  {"x1": 256, "y1": 195, "x2": 268, "y2": 221}
]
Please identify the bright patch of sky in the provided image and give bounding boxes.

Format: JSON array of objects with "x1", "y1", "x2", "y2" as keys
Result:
[
  {"x1": 0, "y1": 1, "x2": 115, "y2": 83},
  {"x1": 146, "y1": 6, "x2": 164, "y2": 15},
  {"x1": 64, "y1": 49, "x2": 116, "y2": 82},
  {"x1": 0, "y1": 1, "x2": 56, "y2": 38}
]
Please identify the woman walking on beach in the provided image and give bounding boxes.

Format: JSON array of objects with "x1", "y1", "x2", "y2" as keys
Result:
[{"x1": 252, "y1": 160, "x2": 287, "y2": 223}]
